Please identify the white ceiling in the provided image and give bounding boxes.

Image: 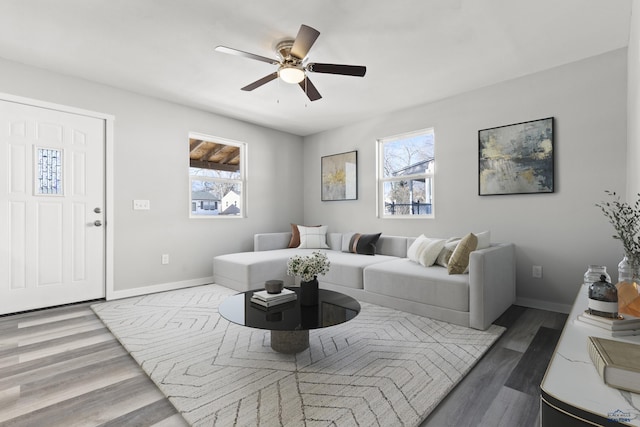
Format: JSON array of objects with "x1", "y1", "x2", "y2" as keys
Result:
[{"x1": 0, "y1": 0, "x2": 632, "y2": 136}]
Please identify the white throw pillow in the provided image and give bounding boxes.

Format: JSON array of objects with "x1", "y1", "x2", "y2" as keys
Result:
[
  {"x1": 418, "y1": 238, "x2": 446, "y2": 267},
  {"x1": 475, "y1": 230, "x2": 491, "y2": 250},
  {"x1": 297, "y1": 225, "x2": 329, "y2": 249},
  {"x1": 407, "y1": 234, "x2": 428, "y2": 263}
]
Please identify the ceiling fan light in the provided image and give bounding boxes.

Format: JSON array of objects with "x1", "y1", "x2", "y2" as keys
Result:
[{"x1": 278, "y1": 65, "x2": 305, "y2": 84}]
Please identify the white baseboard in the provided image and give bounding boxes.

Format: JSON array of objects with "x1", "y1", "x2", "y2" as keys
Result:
[
  {"x1": 106, "y1": 277, "x2": 214, "y2": 300},
  {"x1": 515, "y1": 296, "x2": 572, "y2": 314}
]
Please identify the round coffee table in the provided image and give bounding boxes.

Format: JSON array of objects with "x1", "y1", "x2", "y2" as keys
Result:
[{"x1": 218, "y1": 287, "x2": 360, "y2": 354}]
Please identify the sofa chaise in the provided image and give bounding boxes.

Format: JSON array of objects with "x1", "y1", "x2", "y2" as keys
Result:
[{"x1": 212, "y1": 231, "x2": 515, "y2": 330}]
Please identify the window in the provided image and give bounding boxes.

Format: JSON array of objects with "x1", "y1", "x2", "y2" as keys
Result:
[
  {"x1": 189, "y1": 133, "x2": 246, "y2": 218},
  {"x1": 377, "y1": 128, "x2": 434, "y2": 218}
]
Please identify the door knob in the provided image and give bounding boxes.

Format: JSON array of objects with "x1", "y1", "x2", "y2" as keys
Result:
[
  {"x1": 94, "y1": 220, "x2": 102, "y2": 227},
  {"x1": 94, "y1": 207, "x2": 102, "y2": 213}
]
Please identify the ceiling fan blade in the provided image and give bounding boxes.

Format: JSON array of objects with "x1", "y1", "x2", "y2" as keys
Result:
[
  {"x1": 307, "y1": 63, "x2": 366, "y2": 77},
  {"x1": 241, "y1": 72, "x2": 278, "y2": 91},
  {"x1": 215, "y1": 46, "x2": 279, "y2": 65},
  {"x1": 290, "y1": 25, "x2": 320, "y2": 60},
  {"x1": 298, "y1": 76, "x2": 322, "y2": 101}
]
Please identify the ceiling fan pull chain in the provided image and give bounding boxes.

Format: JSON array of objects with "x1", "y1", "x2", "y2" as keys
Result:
[{"x1": 277, "y1": 77, "x2": 281, "y2": 104}]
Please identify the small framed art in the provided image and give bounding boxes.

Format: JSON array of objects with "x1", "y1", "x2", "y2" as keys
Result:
[
  {"x1": 321, "y1": 150, "x2": 357, "y2": 201},
  {"x1": 478, "y1": 117, "x2": 554, "y2": 196}
]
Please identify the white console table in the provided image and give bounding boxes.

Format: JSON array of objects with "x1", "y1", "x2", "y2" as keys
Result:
[{"x1": 541, "y1": 284, "x2": 640, "y2": 426}]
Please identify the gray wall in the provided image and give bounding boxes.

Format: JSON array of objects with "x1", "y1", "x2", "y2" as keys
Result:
[
  {"x1": 302, "y1": 49, "x2": 628, "y2": 311},
  {"x1": 629, "y1": 0, "x2": 640, "y2": 199},
  {"x1": 0, "y1": 58, "x2": 304, "y2": 294},
  {"x1": 0, "y1": 46, "x2": 631, "y2": 310}
]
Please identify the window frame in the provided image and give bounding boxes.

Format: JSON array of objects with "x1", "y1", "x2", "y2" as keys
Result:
[
  {"x1": 188, "y1": 132, "x2": 247, "y2": 219},
  {"x1": 376, "y1": 128, "x2": 435, "y2": 219}
]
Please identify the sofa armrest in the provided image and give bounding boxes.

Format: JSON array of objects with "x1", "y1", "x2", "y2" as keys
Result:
[
  {"x1": 254, "y1": 232, "x2": 291, "y2": 252},
  {"x1": 468, "y1": 243, "x2": 516, "y2": 330}
]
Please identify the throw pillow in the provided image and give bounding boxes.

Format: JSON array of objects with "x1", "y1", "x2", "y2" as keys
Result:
[
  {"x1": 418, "y1": 238, "x2": 446, "y2": 267},
  {"x1": 341, "y1": 232, "x2": 357, "y2": 252},
  {"x1": 475, "y1": 230, "x2": 491, "y2": 250},
  {"x1": 297, "y1": 225, "x2": 329, "y2": 249},
  {"x1": 288, "y1": 224, "x2": 321, "y2": 248},
  {"x1": 448, "y1": 233, "x2": 478, "y2": 274},
  {"x1": 435, "y1": 237, "x2": 461, "y2": 267},
  {"x1": 343, "y1": 232, "x2": 381, "y2": 255},
  {"x1": 407, "y1": 234, "x2": 428, "y2": 262}
]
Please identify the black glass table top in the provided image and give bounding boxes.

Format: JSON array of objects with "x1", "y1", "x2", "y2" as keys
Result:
[{"x1": 218, "y1": 287, "x2": 360, "y2": 331}]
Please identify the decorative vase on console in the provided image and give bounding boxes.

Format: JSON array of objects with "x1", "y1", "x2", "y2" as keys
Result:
[
  {"x1": 588, "y1": 274, "x2": 618, "y2": 319},
  {"x1": 616, "y1": 255, "x2": 640, "y2": 316},
  {"x1": 596, "y1": 191, "x2": 640, "y2": 317},
  {"x1": 286, "y1": 251, "x2": 330, "y2": 307}
]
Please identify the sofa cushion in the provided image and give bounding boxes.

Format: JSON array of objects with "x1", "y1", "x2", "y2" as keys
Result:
[
  {"x1": 363, "y1": 258, "x2": 469, "y2": 312},
  {"x1": 448, "y1": 233, "x2": 478, "y2": 274},
  {"x1": 213, "y1": 248, "x2": 316, "y2": 291},
  {"x1": 321, "y1": 251, "x2": 397, "y2": 289},
  {"x1": 298, "y1": 225, "x2": 329, "y2": 249},
  {"x1": 376, "y1": 235, "x2": 409, "y2": 257},
  {"x1": 341, "y1": 232, "x2": 381, "y2": 255}
]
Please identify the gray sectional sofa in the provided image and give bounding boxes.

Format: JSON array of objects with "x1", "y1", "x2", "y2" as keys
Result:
[{"x1": 212, "y1": 232, "x2": 516, "y2": 330}]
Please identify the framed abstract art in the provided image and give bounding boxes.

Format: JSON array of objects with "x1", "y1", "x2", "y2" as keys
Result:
[
  {"x1": 478, "y1": 117, "x2": 554, "y2": 196},
  {"x1": 321, "y1": 150, "x2": 357, "y2": 201}
]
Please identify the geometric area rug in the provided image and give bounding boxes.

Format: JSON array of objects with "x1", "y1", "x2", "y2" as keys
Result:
[{"x1": 91, "y1": 284, "x2": 505, "y2": 427}]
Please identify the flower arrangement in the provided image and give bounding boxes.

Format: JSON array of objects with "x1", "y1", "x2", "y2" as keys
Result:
[
  {"x1": 287, "y1": 251, "x2": 330, "y2": 282},
  {"x1": 596, "y1": 190, "x2": 640, "y2": 268}
]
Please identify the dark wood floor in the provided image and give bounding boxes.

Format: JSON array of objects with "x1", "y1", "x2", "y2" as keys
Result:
[
  {"x1": 0, "y1": 301, "x2": 567, "y2": 426},
  {"x1": 423, "y1": 306, "x2": 567, "y2": 427}
]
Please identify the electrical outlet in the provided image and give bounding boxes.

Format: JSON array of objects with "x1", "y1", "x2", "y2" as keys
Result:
[
  {"x1": 133, "y1": 199, "x2": 150, "y2": 210},
  {"x1": 161, "y1": 254, "x2": 169, "y2": 265},
  {"x1": 532, "y1": 265, "x2": 543, "y2": 279}
]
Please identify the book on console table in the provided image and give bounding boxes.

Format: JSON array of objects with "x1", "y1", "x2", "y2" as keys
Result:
[
  {"x1": 577, "y1": 311, "x2": 640, "y2": 336},
  {"x1": 587, "y1": 336, "x2": 640, "y2": 394}
]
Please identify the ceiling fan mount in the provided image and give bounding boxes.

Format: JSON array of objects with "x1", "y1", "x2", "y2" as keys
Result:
[
  {"x1": 275, "y1": 40, "x2": 299, "y2": 63},
  {"x1": 214, "y1": 24, "x2": 367, "y2": 101}
]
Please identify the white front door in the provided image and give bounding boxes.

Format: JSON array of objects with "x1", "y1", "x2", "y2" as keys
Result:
[{"x1": 0, "y1": 99, "x2": 106, "y2": 314}]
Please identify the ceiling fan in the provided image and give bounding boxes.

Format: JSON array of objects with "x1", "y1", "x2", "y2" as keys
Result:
[{"x1": 214, "y1": 24, "x2": 366, "y2": 101}]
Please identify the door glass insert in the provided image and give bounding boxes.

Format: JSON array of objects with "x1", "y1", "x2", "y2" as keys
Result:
[{"x1": 36, "y1": 147, "x2": 63, "y2": 195}]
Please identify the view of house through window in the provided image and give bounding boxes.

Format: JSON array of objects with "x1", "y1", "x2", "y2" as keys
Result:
[
  {"x1": 189, "y1": 133, "x2": 245, "y2": 217},
  {"x1": 378, "y1": 128, "x2": 434, "y2": 218}
]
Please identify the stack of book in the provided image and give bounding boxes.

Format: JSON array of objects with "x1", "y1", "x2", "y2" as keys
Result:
[
  {"x1": 576, "y1": 310, "x2": 640, "y2": 337},
  {"x1": 587, "y1": 335, "x2": 640, "y2": 393},
  {"x1": 250, "y1": 288, "x2": 297, "y2": 308}
]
